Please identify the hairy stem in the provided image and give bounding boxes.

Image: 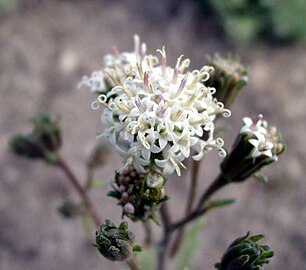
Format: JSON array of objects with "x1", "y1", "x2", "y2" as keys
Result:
[
  {"x1": 142, "y1": 220, "x2": 153, "y2": 248},
  {"x1": 196, "y1": 174, "x2": 228, "y2": 210},
  {"x1": 56, "y1": 155, "x2": 101, "y2": 227},
  {"x1": 170, "y1": 159, "x2": 201, "y2": 257},
  {"x1": 158, "y1": 203, "x2": 172, "y2": 270},
  {"x1": 126, "y1": 257, "x2": 141, "y2": 270},
  {"x1": 169, "y1": 174, "x2": 228, "y2": 231}
]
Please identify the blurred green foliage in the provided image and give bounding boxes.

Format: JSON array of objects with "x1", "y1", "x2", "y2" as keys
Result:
[
  {"x1": 207, "y1": 0, "x2": 306, "y2": 44},
  {"x1": 0, "y1": 0, "x2": 18, "y2": 17}
]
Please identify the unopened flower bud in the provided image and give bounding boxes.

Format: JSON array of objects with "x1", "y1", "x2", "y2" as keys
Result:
[
  {"x1": 123, "y1": 203, "x2": 135, "y2": 214},
  {"x1": 10, "y1": 114, "x2": 62, "y2": 164},
  {"x1": 145, "y1": 171, "x2": 165, "y2": 188},
  {"x1": 215, "y1": 232, "x2": 273, "y2": 270},
  {"x1": 95, "y1": 219, "x2": 136, "y2": 261},
  {"x1": 31, "y1": 114, "x2": 62, "y2": 152},
  {"x1": 221, "y1": 115, "x2": 284, "y2": 182},
  {"x1": 206, "y1": 54, "x2": 248, "y2": 109},
  {"x1": 10, "y1": 134, "x2": 45, "y2": 159},
  {"x1": 107, "y1": 167, "x2": 167, "y2": 222}
]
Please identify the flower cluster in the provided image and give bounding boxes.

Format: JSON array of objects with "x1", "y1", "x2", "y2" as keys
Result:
[
  {"x1": 241, "y1": 114, "x2": 284, "y2": 160},
  {"x1": 78, "y1": 35, "x2": 146, "y2": 94},
  {"x1": 221, "y1": 114, "x2": 284, "y2": 182},
  {"x1": 81, "y1": 36, "x2": 231, "y2": 176}
]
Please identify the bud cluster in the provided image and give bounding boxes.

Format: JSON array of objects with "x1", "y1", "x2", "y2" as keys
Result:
[
  {"x1": 206, "y1": 54, "x2": 248, "y2": 109},
  {"x1": 215, "y1": 232, "x2": 273, "y2": 270},
  {"x1": 108, "y1": 167, "x2": 166, "y2": 221},
  {"x1": 221, "y1": 114, "x2": 284, "y2": 182},
  {"x1": 95, "y1": 219, "x2": 136, "y2": 261},
  {"x1": 10, "y1": 114, "x2": 62, "y2": 164}
]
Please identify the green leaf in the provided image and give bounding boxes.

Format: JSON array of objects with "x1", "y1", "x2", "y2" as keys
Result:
[
  {"x1": 253, "y1": 173, "x2": 268, "y2": 183},
  {"x1": 132, "y1": 245, "x2": 142, "y2": 252},
  {"x1": 205, "y1": 198, "x2": 236, "y2": 212},
  {"x1": 173, "y1": 218, "x2": 206, "y2": 270},
  {"x1": 249, "y1": 234, "x2": 265, "y2": 242},
  {"x1": 107, "y1": 190, "x2": 121, "y2": 199},
  {"x1": 134, "y1": 247, "x2": 156, "y2": 270}
]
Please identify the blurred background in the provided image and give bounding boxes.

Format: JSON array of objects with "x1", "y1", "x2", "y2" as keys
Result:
[{"x1": 1, "y1": 0, "x2": 306, "y2": 269}]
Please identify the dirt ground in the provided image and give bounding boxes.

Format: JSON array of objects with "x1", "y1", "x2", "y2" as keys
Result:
[{"x1": 0, "y1": 1, "x2": 306, "y2": 270}]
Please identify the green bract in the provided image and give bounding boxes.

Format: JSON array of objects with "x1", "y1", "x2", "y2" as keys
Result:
[
  {"x1": 95, "y1": 219, "x2": 136, "y2": 261},
  {"x1": 215, "y1": 232, "x2": 274, "y2": 270}
]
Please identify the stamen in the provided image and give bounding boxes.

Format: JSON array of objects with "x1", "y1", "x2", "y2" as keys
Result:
[
  {"x1": 179, "y1": 58, "x2": 190, "y2": 74},
  {"x1": 218, "y1": 148, "x2": 227, "y2": 157},
  {"x1": 171, "y1": 158, "x2": 181, "y2": 176},
  {"x1": 208, "y1": 102, "x2": 225, "y2": 116},
  {"x1": 139, "y1": 133, "x2": 150, "y2": 149},
  {"x1": 138, "y1": 123, "x2": 146, "y2": 131},
  {"x1": 156, "y1": 94, "x2": 164, "y2": 104},
  {"x1": 171, "y1": 110, "x2": 182, "y2": 121},
  {"x1": 222, "y1": 109, "x2": 231, "y2": 118},
  {"x1": 184, "y1": 94, "x2": 196, "y2": 107},
  {"x1": 198, "y1": 87, "x2": 209, "y2": 99},
  {"x1": 172, "y1": 55, "x2": 183, "y2": 84},
  {"x1": 98, "y1": 94, "x2": 107, "y2": 104},
  {"x1": 187, "y1": 72, "x2": 200, "y2": 90},
  {"x1": 253, "y1": 114, "x2": 263, "y2": 127},
  {"x1": 141, "y1": 43, "x2": 147, "y2": 58},
  {"x1": 190, "y1": 116, "x2": 209, "y2": 125},
  {"x1": 122, "y1": 87, "x2": 133, "y2": 98},
  {"x1": 137, "y1": 61, "x2": 143, "y2": 78},
  {"x1": 134, "y1": 34, "x2": 140, "y2": 55},
  {"x1": 144, "y1": 71, "x2": 149, "y2": 92},
  {"x1": 157, "y1": 106, "x2": 167, "y2": 117},
  {"x1": 91, "y1": 100, "x2": 100, "y2": 110},
  {"x1": 105, "y1": 69, "x2": 120, "y2": 85},
  {"x1": 135, "y1": 98, "x2": 145, "y2": 112},
  {"x1": 199, "y1": 71, "x2": 210, "y2": 82},
  {"x1": 176, "y1": 73, "x2": 189, "y2": 97},
  {"x1": 209, "y1": 87, "x2": 216, "y2": 95},
  {"x1": 157, "y1": 46, "x2": 167, "y2": 78},
  {"x1": 117, "y1": 102, "x2": 130, "y2": 114}
]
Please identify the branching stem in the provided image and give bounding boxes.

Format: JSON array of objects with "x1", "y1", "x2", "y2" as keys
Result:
[
  {"x1": 157, "y1": 202, "x2": 172, "y2": 270},
  {"x1": 170, "y1": 159, "x2": 201, "y2": 257},
  {"x1": 57, "y1": 155, "x2": 141, "y2": 270},
  {"x1": 170, "y1": 174, "x2": 228, "y2": 231},
  {"x1": 56, "y1": 155, "x2": 101, "y2": 227}
]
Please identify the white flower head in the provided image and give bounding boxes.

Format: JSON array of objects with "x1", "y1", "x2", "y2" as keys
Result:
[
  {"x1": 92, "y1": 38, "x2": 231, "y2": 176},
  {"x1": 79, "y1": 35, "x2": 148, "y2": 94},
  {"x1": 241, "y1": 114, "x2": 284, "y2": 160}
]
